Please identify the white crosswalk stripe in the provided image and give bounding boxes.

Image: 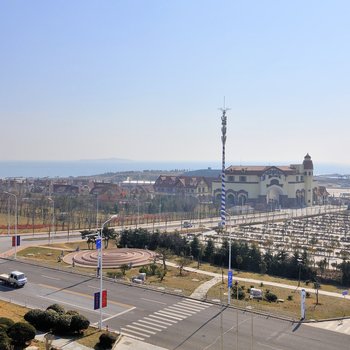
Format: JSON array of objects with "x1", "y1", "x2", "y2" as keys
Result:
[
  {"x1": 120, "y1": 298, "x2": 212, "y2": 340},
  {"x1": 126, "y1": 325, "x2": 156, "y2": 334},
  {"x1": 164, "y1": 307, "x2": 194, "y2": 316},
  {"x1": 155, "y1": 311, "x2": 185, "y2": 320},
  {"x1": 306, "y1": 319, "x2": 350, "y2": 335},
  {"x1": 121, "y1": 328, "x2": 150, "y2": 337},
  {"x1": 134, "y1": 321, "x2": 166, "y2": 330},
  {"x1": 144, "y1": 316, "x2": 173, "y2": 326},
  {"x1": 120, "y1": 332, "x2": 145, "y2": 341}
]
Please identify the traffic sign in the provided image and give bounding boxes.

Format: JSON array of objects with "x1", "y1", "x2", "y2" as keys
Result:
[{"x1": 228, "y1": 270, "x2": 233, "y2": 287}]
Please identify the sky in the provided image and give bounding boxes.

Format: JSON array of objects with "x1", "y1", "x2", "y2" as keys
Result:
[{"x1": 1, "y1": 1, "x2": 350, "y2": 168}]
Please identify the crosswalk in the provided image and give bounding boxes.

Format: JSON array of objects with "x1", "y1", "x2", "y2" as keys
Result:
[
  {"x1": 120, "y1": 298, "x2": 211, "y2": 341},
  {"x1": 306, "y1": 318, "x2": 350, "y2": 335}
]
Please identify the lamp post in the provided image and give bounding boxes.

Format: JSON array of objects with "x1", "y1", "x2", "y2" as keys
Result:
[
  {"x1": 222, "y1": 210, "x2": 233, "y2": 305},
  {"x1": 98, "y1": 214, "x2": 118, "y2": 330},
  {"x1": 48, "y1": 197, "x2": 55, "y2": 244},
  {"x1": 297, "y1": 258, "x2": 303, "y2": 288},
  {"x1": 4, "y1": 192, "x2": 17, "y2": 260}
]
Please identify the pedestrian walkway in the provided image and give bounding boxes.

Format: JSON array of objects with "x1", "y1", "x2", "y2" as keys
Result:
[
  {"x1": 306, "y1": 318, "x2": 350, "y2": 336},
  {"x1": 190, "y1": 276, "x2": 222, "y2": 299},
  {"x1": 34, "y1": 333, "x2": 93, "y2": 350}
]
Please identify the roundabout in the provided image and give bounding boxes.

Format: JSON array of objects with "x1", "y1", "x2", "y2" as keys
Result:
[{"x1": 63, "y1": 248, "x2": 157, "y2": 268}]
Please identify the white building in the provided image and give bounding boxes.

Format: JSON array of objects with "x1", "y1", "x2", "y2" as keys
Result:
[{"x1": 212, "y1": 154, "x2": 318, "y2": 209}]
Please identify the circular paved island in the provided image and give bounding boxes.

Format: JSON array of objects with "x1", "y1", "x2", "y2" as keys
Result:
[{"x1": 63, "y1": 248, "x2": 157, "y2": 268}]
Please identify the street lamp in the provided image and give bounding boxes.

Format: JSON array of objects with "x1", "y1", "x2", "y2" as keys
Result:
[
  {"x1": 223, "y1": 210, "x2": 233, "y2": 305},
  {"x1": 297, "y1": 258, "x2": 303, "y2": 288},
  {"x1": 98, "y1": 214, "x2": 118, "y2": 330},
  {"x1": 4, "y1": 192, "x2": 17, "y2": 260},
  {"x1": 48, "y1": 197, "x2": 55, "y2": 244}
]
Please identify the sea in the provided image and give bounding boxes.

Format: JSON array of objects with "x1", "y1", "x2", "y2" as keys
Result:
[{"x1": 0, "y1": 160, "x2": 349, "y2": 178}]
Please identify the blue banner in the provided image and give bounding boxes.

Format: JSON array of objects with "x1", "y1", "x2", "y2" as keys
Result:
[
  {"x1": 96, "y1": 238, "x2": 101, "y2": 250},
  {"x1": 94, "y1": 291, "x2": 100, "y2": 310},
  {"x1": 228, "y1": 270, "x2": 233, "y2": 287}
]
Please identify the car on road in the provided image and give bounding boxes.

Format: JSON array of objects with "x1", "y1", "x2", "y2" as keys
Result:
[
  {"x1": 0, "y1": 270, "x2": 27, "y2": 288},
  {"x1": 182, "y1": 221, "x2": 193, "y2": 228}
]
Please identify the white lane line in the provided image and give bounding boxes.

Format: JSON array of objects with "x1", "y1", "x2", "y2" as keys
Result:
[
  {"x1": 144, "y1": 316, "x2": 173, "y2": 326},
  {"x1": 41, "y1": 275, "x2": 60, "y2": 280},
  {"x1": 103, "y1": 307, "x2": 136, "y2": 322},
  {"x1": 137, "y1": 320, "x2": 167, "y2": 329},
  {"x1": 133, "y1": 322, "x2": 163, "y2": 331},
  {"x1": 87, "y1": 285, "x2": 99, "y2": 290},
  {"x1": 141, "y1": 298, "x2": 167, "y2": 305},
  {"x1": 155, "y1": 311, "x2": 185, "y2": 320},
  {"x1": 121, "y1": 328, "x2": 150, "y2": 337},
  {"x1": 41, "y1": 295, "x2": 112, "y2": 316},
  {"x1": 164, "y1": 307, "x2": 193, "y2": 316},
  {"x1": 150, "y1": 314, "x2": 178, "y2": 323},
  {"x1": 120, "y1": 332, "x2": 145, "y2": 341},
  {"x1": 126, "y1": 325, "x2": 156, "y2": 334}
]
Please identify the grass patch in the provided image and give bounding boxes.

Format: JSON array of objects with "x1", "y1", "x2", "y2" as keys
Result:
[{"x1": 207, "y1": 281, "x2": 350, "y2": 320}]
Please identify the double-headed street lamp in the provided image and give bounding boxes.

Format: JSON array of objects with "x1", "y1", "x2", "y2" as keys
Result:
[
  {"x1": 48, "y1": 197, "x2": 55, "y2": 244},
  {"x1": 223, "y1": 210, "x2": 233, "y2": 305},
  {"x1": 4, "y1": 192, "x2": 18, "y2": 259},
  {"x1": 98, "y1": 214, "x2": 118, "y2": 330}
]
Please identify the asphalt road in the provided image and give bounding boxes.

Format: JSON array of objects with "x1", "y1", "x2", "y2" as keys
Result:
[{"x1": 0, "y1": 258, "x2": 349, "y2": 350}]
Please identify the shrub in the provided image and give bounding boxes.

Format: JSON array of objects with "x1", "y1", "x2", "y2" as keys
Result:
[
  {"x1": 265, "y1": 292, "x2": 278, "y2": 303},
  {"x1": 66, "y1": 310, "x2": 79, "y2": 316},
  {"x1": 0, "y1": 318, "x2": 15, "y2": 331},
  {"x1": 70, "y1": 314, "x2": 90, "y2": 333},
  {"x1": 47, "y1": 303, "x2": 65, "y2": 315},
  {"x1": 287, "y1": 295, "x2": 293, "y2": 301},
  {"x1": 99, "y1": 332, "x2": 117, "y2": 349},
  {"x1": 306, "y1": 292, "x2": 311, "y2": 298},
  {"x1": 24, "y1": 309, "x2": 46, "y2": 330},
  {"x1": 43, "y1": 309, "x2": 60, "y2": 331},
  {"x1": 7, "y1": 322, "x2": 36, "y2": 347},
  {"x1": 232, "y1": 286, "x2": 246, "y2": 300},
  {"x1": 54, "y1": 315, "x2": 72, "y2": 335},
  {"x1": 260, "y1": 282, "x2": 264, "y2": 287}
]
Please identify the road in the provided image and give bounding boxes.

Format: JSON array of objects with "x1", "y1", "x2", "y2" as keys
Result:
[{"x1": 0, "y1": 258, "x2": 348, "y2": 350}]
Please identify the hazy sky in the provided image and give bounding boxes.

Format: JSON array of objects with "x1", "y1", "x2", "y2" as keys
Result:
[{"x1": 1, "y1": 1, "x2": 350, "y2": 166}]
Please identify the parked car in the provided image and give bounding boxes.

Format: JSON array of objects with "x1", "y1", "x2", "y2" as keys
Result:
[{"x1": 182, "y1": 221, "x2": 193, "y2": 228}]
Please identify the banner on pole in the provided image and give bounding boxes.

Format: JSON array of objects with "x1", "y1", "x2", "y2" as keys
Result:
[
  {"x1": 228, "y1": 270, "x2": 233, "y2": 287},
  {"x1": 102, "y1": 290, "x2": 107, "y2": 308},
  {"x1": 96, "y1": 238, "x2": 101, "y2": 250},
  {"x1": 94, "y1": 292, "x2": 100, "y2": 310},
  {"x1": 12, "y1": 236, "x2": 20, "y2": 247}
]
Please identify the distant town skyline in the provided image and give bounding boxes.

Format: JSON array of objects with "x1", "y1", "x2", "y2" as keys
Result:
[{"x1": 1, "y1": 1, "x2": 350, "y2": 166}]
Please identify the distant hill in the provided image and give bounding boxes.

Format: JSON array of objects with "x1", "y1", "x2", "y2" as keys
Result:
[{"x1": 183, "y1": 168, "x2": 221, "y2": 178}]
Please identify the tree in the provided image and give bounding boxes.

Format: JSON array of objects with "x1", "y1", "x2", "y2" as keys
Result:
[
  {"x1": 203, "y1": 239, "x2": 215, "y2": 263},
  {"x1": 120, "y1": 264, "x2": 130, "y2": 276},
  {"x1": 70, "y1": 314, "x2": 90, "y2": 333},
  {"x1": 156, "y1": 247, "x2": 171, "y2": 271},
  {"x1": 190, "y1": 236, "x2": 201, "y2": 259},
  {"x1": 178, "y1": 256, "x2": 191, "y2": 276}
]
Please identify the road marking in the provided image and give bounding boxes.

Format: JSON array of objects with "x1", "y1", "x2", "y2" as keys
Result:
[
  {"x1": 184, "y1": 298, "x2": 211, "y2": 306},
  {"x1": 144, "y1": 316, "x2": 173, "y2": 326},
  {"x1": 155, "y1": 311, "x2": 185, "y2": 320},
  {"x1": 167, "y1": 306, "x2": 196, "y2": 315},
  {"x1": 41, "y1": 275, "x2": 60, "y2": 280},
  {"x1": 178, "y1": 301, "x2": 207, "y2": 311},
  {"x1": 121, "y1": 328, "x2": 150, "y2": 337},
  {"x1": 133, "y1": 322, "x2": 163, "y2": 331},
  {"x1": 120, "y1": 331, "x2": 145, "y2": 340},
  {"x1": 150, "y1": 314, "x2": 177, "y2": 323},
  {"x1": 41, "y1": 295, "x2": 112, "y2": 316},
  {"x1": 38, "y1": 283, "x2": 133, "y2": 308},
  {"x1": 163, "y1": 307, "x2": 193, "y2": 317},
  {"x1": 141, "y1": 298, "x2": 167, "y2": 305},
  {"x1": 103, "y1": 307, "x2": 136, "y2": 322},
  {"x1": 126, "y1": 325, "x2": 156, "y2": 334},
  {"x1": 87, "y1": 285, "x2": 100, "y2": 290},
  {"x1": 137, "y1": 320, "x2": 167, "y2": 329}
]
